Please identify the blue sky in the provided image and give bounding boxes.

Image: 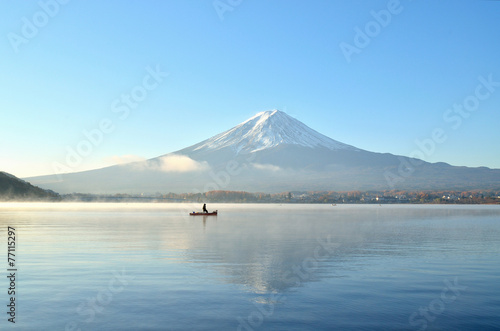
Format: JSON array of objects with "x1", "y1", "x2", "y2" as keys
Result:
[{"x1": 1, "y1": 0, "x2": 499, "y2": 178}]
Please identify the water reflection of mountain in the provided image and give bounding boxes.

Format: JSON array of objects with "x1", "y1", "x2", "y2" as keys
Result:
[
  {"x1": 151, "y1": 205, "x2": 499, "y2": 294},
  {"x1": 15, "y1": 204, "x2": 497, "y2": 295}
]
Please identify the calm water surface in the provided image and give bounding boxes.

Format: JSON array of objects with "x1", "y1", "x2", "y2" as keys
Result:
[{"x1": 0, "y1": 203, "x2": 499, "y2": 330}]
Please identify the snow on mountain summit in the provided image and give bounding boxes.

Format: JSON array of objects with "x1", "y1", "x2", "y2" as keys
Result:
[{"x1": 192, "y1": 110, "x2": 359, "y2": 154}]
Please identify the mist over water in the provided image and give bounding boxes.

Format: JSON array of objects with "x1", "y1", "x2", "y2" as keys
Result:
[{"x1": 1, "y1": 203, "x2": 499, "y2": 330}]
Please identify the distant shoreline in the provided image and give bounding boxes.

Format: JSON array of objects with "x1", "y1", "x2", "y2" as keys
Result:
[{"x1": 2, "y1": 189, "x2": 499, "y2": 205}]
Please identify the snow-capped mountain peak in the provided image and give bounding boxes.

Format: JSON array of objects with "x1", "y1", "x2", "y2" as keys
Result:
[{"x1": 192, "y1": 109, "x2": 359, "y2": 154}]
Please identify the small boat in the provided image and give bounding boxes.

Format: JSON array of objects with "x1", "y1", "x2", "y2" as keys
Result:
[{"x1": 189, "y1": 210, "x2": 218, "y2": 216}]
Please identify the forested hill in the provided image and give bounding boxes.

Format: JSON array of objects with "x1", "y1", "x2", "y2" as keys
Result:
[{"x1": 0, "y1": 171, "x2": 60, "y2": 201}]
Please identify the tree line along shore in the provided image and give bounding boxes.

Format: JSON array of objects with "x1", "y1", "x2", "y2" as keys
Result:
[{"x1": 53, "y1": 190, "x2": 500, "y2": 204}]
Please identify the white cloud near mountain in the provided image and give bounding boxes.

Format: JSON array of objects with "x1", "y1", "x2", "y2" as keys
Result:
[
  {"x1": 107, "y1": 154, "x2": 209, "y2": 173},
  {"x1": 158, "y1": 155, "x2": 209, "y2": 172},
  {"x1": 251, "y1": 163, "x2": 282, "y2": 172},
  {"x1": 130, "y1": 154, "x2": 210, "y2": 173}
]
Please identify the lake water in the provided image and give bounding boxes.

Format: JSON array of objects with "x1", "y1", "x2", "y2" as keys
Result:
[{"x1": 0, "y1": 203, "x2": 499, "y2": 330}]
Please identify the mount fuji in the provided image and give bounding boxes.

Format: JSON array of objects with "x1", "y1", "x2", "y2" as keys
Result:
[
  {"x1": 187, "y1": 109, "x2": 359, "y2": 154},
  {"x1": 27, "y1": 110, "x2": 500, "y2": 194}
]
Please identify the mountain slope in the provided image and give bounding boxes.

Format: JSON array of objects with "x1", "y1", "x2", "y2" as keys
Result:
[
  {"x1": 0, "y1": 171, "x2": 60, "y2": 200},
  {"x1": 26, "y1": 110, "x2": 500, "y2": 194}
]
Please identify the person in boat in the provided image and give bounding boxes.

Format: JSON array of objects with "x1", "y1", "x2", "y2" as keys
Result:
[{"x1": 202, "y1": 203, "x2": 208, "y2": 213}]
